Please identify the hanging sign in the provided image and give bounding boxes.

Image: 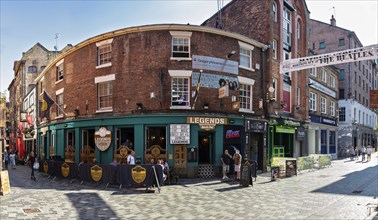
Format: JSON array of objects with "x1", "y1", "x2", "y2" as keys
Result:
[
  {"x1": 94, "y1": 127, "x2": 112, "y2": 151},
  {"x1": 280, "y1": 44, "x2": 378, "y2": 73}
]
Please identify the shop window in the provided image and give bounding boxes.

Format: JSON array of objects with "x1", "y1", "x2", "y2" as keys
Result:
[{"x1": 65, "y1": 130, "x2": 75, "y2": 162}]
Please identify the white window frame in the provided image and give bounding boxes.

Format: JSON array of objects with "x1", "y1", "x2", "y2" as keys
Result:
[
  {"x1": 320, "y1": 96, "x2": 326, "y2": 114},
  {"x1": 29, "y1": 92, "x2": 34, "y2": 107},
  {"x1": 272, "y1": 39, "x2": 277, "y2": 60},
  {"x1": 169, "y1": 70, "x2": 192, "y2": 109},
  {"x1": 309, "y1": 92, "x2": 317, "y2": 111},
  {"x1": 283, "y1": 7, "x2": 292, "y2": 47},
  {"x1": 309, "y1": 67, "x2": 317, "y2": 77},
  {"x1": 272, "y1": 2, "x2": 277, "y2": 22},
  {"x1": 56, "y1": 59, "x2": 64, "y2": 83},
  {"x1": 296, "y1": 87, "x2": 300, "y2": 107},
  {"x1": 95, "y1": 74, "x2": 115, "y2": 113},
  {"x1": 170, "y1": 31, "x2": 192, "y2": 60},
  {"x1": 330, "y1": 101, "x2": 335, "y2": 116},
  {"x1": 56, "y1": 93, "x2": 64, "y2": 118},
  {"x1": 284, "y1": 51, "x2": 291, "y2": 78},
  {"x1": 238, "y1": 41, "x2": 254, "y2": 71},
  {"x1": 321, "y1": 68, "x2": 327, "y2": 83},
  {"x1": 23, "y1": 99, "x2": 28, "y2": 111},
  {"x1": 96, "y1": 38, "x2": 113, "y2": 69},
  {"x1": 296, "y1": 20, "x2": 301, "y2": 40},
  {"x1": 330, "y1": 75, "x2": 336, "y2": 88},
  {"x1": 238, "y1": 76, "x2": 255, "y2": 113},
  {"x1": 272, "y1": 77, "x2": 278, "y2": 100}
]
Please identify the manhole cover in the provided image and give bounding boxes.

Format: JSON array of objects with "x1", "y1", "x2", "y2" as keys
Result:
[
  {"x1": 22, "y1": 208, "x2": 42, "y2": 214},
  {"x1": 352, "y1": 190, "x2": 363, "y2": 194}
]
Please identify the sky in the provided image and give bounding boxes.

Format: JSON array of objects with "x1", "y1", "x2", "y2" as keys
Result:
[{"x1": 1, "y1": 0, "x2": 377, "y2": 100}]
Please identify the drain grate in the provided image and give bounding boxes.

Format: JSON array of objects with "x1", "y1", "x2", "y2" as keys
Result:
[
  {"x1": 22, "y1": 208, "x2": 42, "y2": 214},
  {"x1": 352, "y1": 190, "x2": 363, "y2": 194}
]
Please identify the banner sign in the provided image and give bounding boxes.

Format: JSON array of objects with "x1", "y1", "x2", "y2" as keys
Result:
[
  {"x1": 192, "y1": 72, "x2": 238, "y2": 90},
  {"x1": 280, "y1": 44, "x2": 378, "y2": 73},
  {"x1": 192, "y1": 55, "x2": 238, "y2": 75}
]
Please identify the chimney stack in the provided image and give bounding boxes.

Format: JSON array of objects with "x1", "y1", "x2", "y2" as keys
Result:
[{"x1": 330, "y1": 15, "x2": 336, "y2": 26}]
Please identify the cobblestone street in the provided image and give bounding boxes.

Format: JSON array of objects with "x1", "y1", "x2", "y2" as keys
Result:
[{"x1": 1, "y1": 154, "x2": 377, "y2": 220}]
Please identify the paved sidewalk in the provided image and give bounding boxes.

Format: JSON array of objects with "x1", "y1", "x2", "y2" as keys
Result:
[{"x1": 1, "y1": 153, "x2": 377, "y2": 220}]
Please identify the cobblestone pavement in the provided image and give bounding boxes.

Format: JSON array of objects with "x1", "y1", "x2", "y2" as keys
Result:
[{"x1": 1, "y1": 153, "x2": 377, "y2": 220}]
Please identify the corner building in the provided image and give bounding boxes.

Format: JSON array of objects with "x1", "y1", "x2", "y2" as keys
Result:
[
  {"x1": 35, "y1": 24, "x2": 268, "y2": 177},
  {"x1": 203, "y1": 0, "x2": 310, "y2": 167}
]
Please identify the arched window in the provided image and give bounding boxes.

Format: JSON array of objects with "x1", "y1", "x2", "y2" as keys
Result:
[{"x1": 272, "y1": 2, "x2": 277, "y2": 22}]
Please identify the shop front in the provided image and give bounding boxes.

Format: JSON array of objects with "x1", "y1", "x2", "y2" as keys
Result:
[
  {"x1": 36, "y1": 114, "x2": 244, "y2": 179},
  {"x1": 267, "y1": 117, "x2": 303, "y2": 166},
  {"x1": 307, "y1": 115, "x2": 338, "y2": 157},
  {"x1": 245, "y1": 119, "x2": 267, "y2": 171}
]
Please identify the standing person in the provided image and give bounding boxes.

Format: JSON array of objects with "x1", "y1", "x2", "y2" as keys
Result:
[
  {"x1": 28, "y1": 151, "x2": 36, "y2": 181},
  {"x1": 349, "y1": 147, "x2": 356, "y2": 161},
  {"x1": 361, "y1": 146, "x2": 367, "y2": 162},
  {"x1": 221, "y1": 149, "x2": 232, "y2": 180},
  {"x1": 366, "y1": 146, "x2": 372, "y2": 162},
  {"x1": 233, "y1": 150, "x2": 242, "y2": 180},
  {"x1": 127, "y1": 150, "x2": 135, "y2": 165},
  {"x1": 4, "y1": 150, "x2": 9, "y2": 170},
  {"x1": 9, "y1": 151, "x2": 16, "y2": 169}
]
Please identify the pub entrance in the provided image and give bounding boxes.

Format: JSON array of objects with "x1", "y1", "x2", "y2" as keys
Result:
[{"x1": 198, "y1": 132, "x2": 214, "y2": 164}]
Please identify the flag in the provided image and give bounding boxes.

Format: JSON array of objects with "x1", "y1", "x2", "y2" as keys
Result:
[
  {"x1": 191, "y1": 70, "x2": 202, "y2": 108},
  {"x1": 40, "y1": 91, "x2": 54, "y2": 119},
  {"x1": 26, "y1": 115, "x2": 33, "y2": 125}
]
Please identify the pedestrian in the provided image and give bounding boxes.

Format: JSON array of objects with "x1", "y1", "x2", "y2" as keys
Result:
[
  {"x1": 349, "y1": 147, "x2": 355, "y2": 161},
  {"x1": 366, "y1": 146, "x2": 372, "y2": 162},
  {"x1": 9, "y1": 151, "x2": 16, "y2": 169},
  {"x1": 28, "y1": 151, "x2": 36, "y2": 181},
  {"x1": 233, "y1": 150, "x2": 242, "y2": 180},
  {"x1": 361, "y1": 146, "x2": 367, "y2": 162},
  {"x1": 127, "y1": 150, "x2": 135, "y2": 165},
  {"x1": 4, "y1": 150, "x2": 9, "y2": 169},
  {"x1": 221, "y1": 149, "x2": 232, "y2": 180}
]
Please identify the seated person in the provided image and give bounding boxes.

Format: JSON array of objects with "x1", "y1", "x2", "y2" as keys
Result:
[{"x1": 149, "y1": 158, "x2": 155, "y2": 165}]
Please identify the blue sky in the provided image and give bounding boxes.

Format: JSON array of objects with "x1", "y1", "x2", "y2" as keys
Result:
[{"x1": 1, "y1": 0, "x2": 377, "y2": 99}]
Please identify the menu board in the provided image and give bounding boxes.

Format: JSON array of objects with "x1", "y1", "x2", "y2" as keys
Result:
[
  {"x1": 170, "y1": 124, "x2": 190, "y2": 145},
  {"x1": 240, "y1": 164, "x2": 252, "y2": 187}
]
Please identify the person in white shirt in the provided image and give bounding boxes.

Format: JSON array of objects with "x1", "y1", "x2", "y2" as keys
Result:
[
  {"x1": 366, "y1": 147, "x2": 372, "y2": 161},
  {"x1": 127, "y1": 150, "x2": 135, "y2": 165},
  {"x1": 361, "y1": 146, "x2": 367, "y2": 162}
]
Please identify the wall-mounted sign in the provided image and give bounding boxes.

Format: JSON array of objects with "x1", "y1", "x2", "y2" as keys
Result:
[
  {"x1": 187, "y1": 117, "x2": 227, "y2": 125},
  {"x1": 131, "y1": 165, "x2": 147, "y2": 183},
  {"x1": 309, "y1": 115, "x2": 337, "y2": 126},
  {"x1": 232, "y1": 101, "x2": 240, "y2": 110},
  {"x1": 170, "y1": 124, "x2": 190, "y2": 145},
  {"x1": 247, "y1": 120, "x2": 267, "y2": 133},
  {"x1": 94, "y1": 127, "x2": 112, "y2": 151},
  {"x1": 192, "y1": 72, "x2": 238, "y2": 90},
  {"x1": 219, "y1": 85, "x2": 229, "y2": 99},
  {"x1": 296, "y1": 127, "x2": 305, "y2": 141},
  {"x1": 309, "y1": 79, "x2": 337, "y2": 98},
  {"x1": 192, "y1": 55, "x2": 239, "y2": 75}
]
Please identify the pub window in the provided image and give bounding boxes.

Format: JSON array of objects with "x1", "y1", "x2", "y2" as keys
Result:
[
  {"x1": 145, "y1": 126, "x2": 167, "y2": 163},
  {"x1": 239, "y1": 41, "x2": 254, "y2": 70},
  {"x1": 239, "y1": 76, "x2": 255, "y2": 113},
  {"x1": 96, "y1": 38, "x2": 113, "y2": 68},
  {"x1": 171, "y1": 77, "x2": 190, "y2": 107},
  {"x1": 115, "y1": 127, "x2": 134, "y2": 148},
  {"x1": 67, "y1": 130, "x2": 75, "y2": 146},
  {"x1": 56, "y1": 93, "x2": 64, "y2": 117},
  {"x1": 98, "y1": 81, "x2": 113, "y2": 110},
  {"x1": 170, "y1": 31, "x2": 192, "y2": 59},
  {"x1": 56, "y1": 59, "x2": 64, "y2": 82}
]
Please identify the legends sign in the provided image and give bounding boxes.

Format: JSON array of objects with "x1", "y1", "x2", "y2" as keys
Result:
[
  {"x1": 95, "y1": 127, "x2": 112, "y2": 151},
  {"x1": 187, "y1": 116, "x2": 227, "y2": 131}
]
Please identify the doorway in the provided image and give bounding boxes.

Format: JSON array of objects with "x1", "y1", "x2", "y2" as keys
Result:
[{"x1": 198, "y1": 133, "x2": 213, "y2": 164}]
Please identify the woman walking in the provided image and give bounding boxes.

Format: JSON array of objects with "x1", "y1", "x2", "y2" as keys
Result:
[{"x1": 28, "y1": 152, "x2": 36, "y2": 181}]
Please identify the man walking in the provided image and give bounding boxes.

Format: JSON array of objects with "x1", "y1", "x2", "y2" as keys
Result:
[{"x1": 233, "y1": 150, "x2": 242, "y2": 180}]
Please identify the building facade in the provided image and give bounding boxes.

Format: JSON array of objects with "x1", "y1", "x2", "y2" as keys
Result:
[
  {"x1": 307, "y1": 58, "x2": 339, "y2": 157},
  {"x1": 309, "y1": 17, "x2": 378, "y2": 155},
  {"x1": 35, "y1": 24, "x2": 268, "y2": 177},
  {"x1": 202, "y1": 0, "x2": 311, "y2": 164},
  {"x1": 7, "y1": 43, "x2": 67, "y2": 159}
]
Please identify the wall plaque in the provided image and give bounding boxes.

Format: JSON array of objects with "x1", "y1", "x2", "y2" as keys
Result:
[
  {"x1": 170, "y1": 124, "x2": 190, "y2": 145},
  {"x1": 95, "y1": 127, "x2": 112, "y2": 151}
]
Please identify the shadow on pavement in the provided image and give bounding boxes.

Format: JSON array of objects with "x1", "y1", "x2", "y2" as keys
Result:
[
  {"x1": 311, "y1": 165, "x2": 378, "y2": 197},
  {"x1": 66, "y1": 192, "x2": 120, "y2": 220}
]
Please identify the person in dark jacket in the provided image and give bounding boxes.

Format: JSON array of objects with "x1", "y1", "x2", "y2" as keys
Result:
[{"x1": 28, "y1": 151, "x2": 36, "y2": 181}]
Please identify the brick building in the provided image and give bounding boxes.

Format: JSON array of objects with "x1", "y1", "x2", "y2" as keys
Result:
[
  {"x1": 309, "y1": 16, "x2": 378, "y2": 155},
  {"x1": 203, "y1": 0, "x2": 311, "y2": 164},
  {"x1": 7, "y1": 43, "x2": 67, "y2": 159},
  {"x1": 35, "y1": 24, "x2": 268, "y2": 177}
]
